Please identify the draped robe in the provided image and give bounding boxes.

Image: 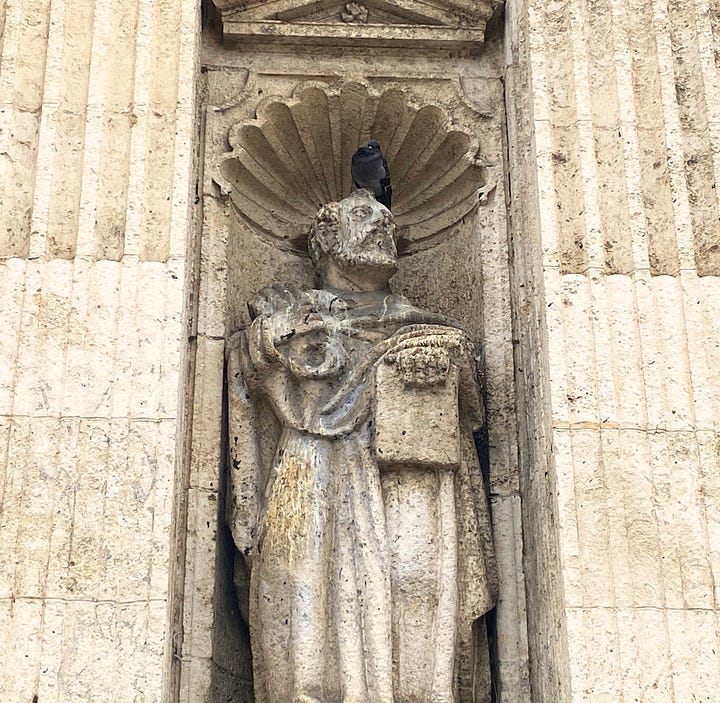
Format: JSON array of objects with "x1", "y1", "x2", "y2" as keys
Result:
[{"x1": 227, "y1": 284, "x2": 497, "y2": 703}]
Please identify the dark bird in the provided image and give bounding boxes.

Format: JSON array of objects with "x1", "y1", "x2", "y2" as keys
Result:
[{"x1": 351, "y1": 140, "x2": 392, "y2": 210}]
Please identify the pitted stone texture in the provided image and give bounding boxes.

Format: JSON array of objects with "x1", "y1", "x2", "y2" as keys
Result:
[
  {"x1": 519, "y1": 0, "x2": 720, "y2": 277},
  {"x1": 0, "y1": 0, "x2": 199, "y2": 262},
  {"x1": 0, "y1": 258, "x2": 192, "y2": 702},
  {"x1": 507, "y1": 0, "x2": 720, "y2": 700},
  {"x1": 375, "y1": 358, "x2": 461, "y2": 469},
  {"x1": 0, "y1": 0, "x2": 200, "y2": 701}
]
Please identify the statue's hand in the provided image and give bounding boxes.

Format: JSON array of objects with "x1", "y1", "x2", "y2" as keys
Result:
[
  {"x1": 267, "y1": 302, "x2": 327, "y2": 346},
  {"x1": 247, "y1": 316, "x2": 284, "y2": 369}
]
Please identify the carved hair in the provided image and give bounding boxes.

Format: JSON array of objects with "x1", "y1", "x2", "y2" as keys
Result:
[{"x1": 308, "y1": 201, "x2": 342, "y2": 275}]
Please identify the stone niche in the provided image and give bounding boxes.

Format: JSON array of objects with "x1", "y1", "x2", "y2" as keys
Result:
[{"x1": 188, "y1": 1, "x2": 528, "y2": 700}]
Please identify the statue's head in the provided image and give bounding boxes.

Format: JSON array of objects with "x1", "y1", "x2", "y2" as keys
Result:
[{"x1": 308, "y1": 190, "x2": 397, "y2": 290}]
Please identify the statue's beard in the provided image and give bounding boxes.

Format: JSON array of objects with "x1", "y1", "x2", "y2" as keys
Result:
[
  {"x1": 332, "y1": 245, "x2": 397, "y2": 274},
  {"x1": 331, "y1": 225, "x2": 398, "y2": 274}
]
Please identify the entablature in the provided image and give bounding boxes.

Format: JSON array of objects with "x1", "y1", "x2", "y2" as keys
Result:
[{"x1": 210, "y1": 0, "x2": 504, "y2": 48}]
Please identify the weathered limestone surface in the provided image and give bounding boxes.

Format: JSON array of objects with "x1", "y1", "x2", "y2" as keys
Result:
[
  {"x1": 506, "y1": 0, "x2": 720, "y2": 700},
  {"x1": 3, "y1": 0, "x2": 719, "y2": 700},
  {"x1": 0, "y1": 0, "x2": 200, "y2": 700}
]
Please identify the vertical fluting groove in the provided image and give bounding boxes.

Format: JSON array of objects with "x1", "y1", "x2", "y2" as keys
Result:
[
  {"x1": 46, "y1": 0, "x2": 97, "y2": 259},
  {"x1": 94, "y1": 0, "x2": 141, "y2": 261},
  {"x1": 168, "y1": 34, "x2": 198, "y2": 263},
  {"x1": 8, "y1": 264, "x2": 40, "y2": 419},
  {"x1": 27, "y1": 0, "x2": 66, "y2": 259},
  {"x1": 710, "y1": 0, "x2": 720, "y2": 74},
  {"x1": 102, "y1": 420, "x2": 125, "y2": 601},
  {"x1": 0, "y1": 0, "x2": 53, "y2": 258},
  {"x1": 74, "y1": 0, "x2": 110, "y2": 259},
  {"x1": 694, "y1": 0, "x2": 720, "y2": 277},
  {"x1": 0, "y1": 420, "x2": 9, "y2": 540},
  {"x1": 609, "y1": 1, "x2": 653, "y2": 273},
  {"x1": 566, "y1": 1, "x2": 606, "y2": 272},
  {"x1": 652, "y1": 0, "x2": 697, "y2": 271},
  {"x1": 0, "y1": 260, "x2": 28, "y2": 417},
  {"x1": 625, "y1": 0, "x2": 679, "y2": 275},
  {"x1": 147, "y1": 260, "x2": 173, "y2": 607},
  {"x1": 63, "y1": 258, "x2": 92, "y2": 416},
  {"x1": 653, "y1": 276, "x2": 696, "y2": 431},
  {"x1": 699, "y1": 277, "x2": 720, "y2": 430},
  {"x1": 583, "y1": 0, "x2": 634, "y2": 274},
  {"x1": 647, "y1": 276, "x2": 699, "y2": 612},
  {"x1": 607, "y1": 277, "x2": 665, "y2": 610},
  {"x1": 130, "y1": 263, "x2": 167, "y2": 417},
  {"x1": 542, "y1": 1, "x2": 589, "y2": 274},
  {"x1": 42, "y1": 260, "x2": 77, "y2": 416},
  {"x1": 591, "y1": 283, "x2": 634, "y2": 627},
  {"x1": 112, "y1": 258, "x2": 140, "y2": 419},
  {"x1": 140, "y1": 0, "x2": 182, "y2": 262},
  {"x1": 633, "y1": 282, "x2": 676, "y2": 601},
  {"x1": 615, "y1": 610, "x2": 641, "y2": 699},
  {"x1": 67, "y1": 261, "x2": 120, "y2": 417},
  {"x1": 120, "y1": 0, "x2": 153, "y2": 259},
  {"x1": 0, "y1": 0, "x2": 8, "y2": 61},
  {"x1": 666, "y1": 0, "x2": 720, "y2": 276},
  {"x1": 679, "y1": 273, "x2": 717, "y2": 431},
  {"x1": 647, "y1": 432, "x2": 680, "y2": 702},
  {"x1": 657, "y1": 275, "x2": 718, "y2": 613}
]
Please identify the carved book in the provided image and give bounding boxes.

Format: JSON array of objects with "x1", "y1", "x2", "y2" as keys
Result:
[{"x1": 374, "y1": 362, "x2": 460, "y2": 470}]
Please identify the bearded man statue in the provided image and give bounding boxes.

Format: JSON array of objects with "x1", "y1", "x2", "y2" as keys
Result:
[{"x1": 226, "y1": 189, "x2": 497, "y2": 703}]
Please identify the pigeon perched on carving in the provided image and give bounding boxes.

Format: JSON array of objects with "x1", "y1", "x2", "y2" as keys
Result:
[{"x1": 351, "y1": 140, "x2": 392, "y2": 210}]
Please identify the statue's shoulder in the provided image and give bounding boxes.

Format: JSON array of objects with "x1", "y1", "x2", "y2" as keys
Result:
[{"x1": 247, "y1": 283, "x2": 310, "y2": 319}]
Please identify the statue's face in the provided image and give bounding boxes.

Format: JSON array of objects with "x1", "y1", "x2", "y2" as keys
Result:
[{"x1": 333, "y1": 196, "x2": 397, "y2": 274}]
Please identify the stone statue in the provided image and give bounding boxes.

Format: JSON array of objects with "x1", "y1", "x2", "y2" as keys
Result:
[{"x1": 226, "y1": 190, "x2": 497, "y2": 703}]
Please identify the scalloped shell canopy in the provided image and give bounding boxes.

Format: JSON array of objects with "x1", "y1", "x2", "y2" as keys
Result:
[{"x1": 217, "y1": 81, "x2": 485, "y2": 251}]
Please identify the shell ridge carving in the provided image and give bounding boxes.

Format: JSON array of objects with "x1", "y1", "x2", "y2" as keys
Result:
[
  {"x1": 216, "y1": 80, "x2": 488, "y2": 250},
  {"x1": 399, "y1": 134, "x2": 479, "y2": 206},
  {"x1": 289, "y1": 101, "x2": 333, "y2": 202},
  {"x1": 237, "y1": 127, "x2": 317, "y2": 212},
  {"x1": 396, "y1": 119, "x2": 462, "y2": 196}
]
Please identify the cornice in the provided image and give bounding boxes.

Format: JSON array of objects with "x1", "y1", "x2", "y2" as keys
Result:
[{"x1": 210, "y1": 1, "x2": 503, "y2": 47}]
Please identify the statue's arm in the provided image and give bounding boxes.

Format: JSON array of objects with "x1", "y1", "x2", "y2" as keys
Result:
[{"x1": 226, "y1": 331, "x2": 264, "y2": 565}]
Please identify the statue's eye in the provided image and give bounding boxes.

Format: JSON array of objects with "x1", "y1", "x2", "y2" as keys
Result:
[{"x1": 350, "y1": 206, "x2": 372, "y2": 219}]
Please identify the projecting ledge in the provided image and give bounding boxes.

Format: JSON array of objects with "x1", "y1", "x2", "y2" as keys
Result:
[{"x1": 221, "y1": 20, "x2": 487, "y2": 48}]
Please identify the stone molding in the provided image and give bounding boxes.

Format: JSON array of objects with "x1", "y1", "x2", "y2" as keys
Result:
[{"x1": 210, "y1": 0, "x2": 503, "y2": 47}]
